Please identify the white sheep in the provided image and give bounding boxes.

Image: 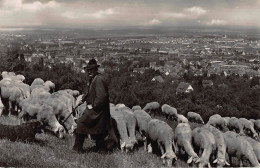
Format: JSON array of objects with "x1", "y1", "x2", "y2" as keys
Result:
[
  {"x1": 242, "y1": 136, "x2": 260, "y2": 162},
  {"x1": 187, "y1": 112, "x2": 204, "y2": 124},
  {"x1": 228, "y1": 117, "x2": 245, "y2": 136},
  {"x1": 202, "y1": 125, "x2": 230, "y2": 167},
  {"x1": 174, "y1": 123, "x2": 200, "y2": 165},
  {"x1": 110, "y1": 106, "x2": 137, "y2": 152},
  {"x1": 143, "y1": 101, "x2": 160, "y2": 116},
  {"x1": 192, "y1": 127, "x2": 216, "y2": 168},
  {"x1": 177, "y1": 114, "x2": 189, "y2": 123},
  {"x1": 161, "y1": 104, "x2": 178, "y2": 120},
  {"x1": 250, "y1": 119, "x2": 260, "y2": 137},
  {"x1": 132, "y1": 105, "x2": 142, "y2": 111},
  {"x1": 133, "y1": 109, "x2": 152, "y2": 151},
  {"x1": 239, "y1": 118, "x2": 258, "y2": 139},
  {"x1": 207, "y1": 114, "x2": 226, "y2": 130},
  {"x1": 224, "y1": 131, "x2": 260, "y2": 167},
  {"x1": 147, "y1": 119, "x2": 177, "y2": 167}
]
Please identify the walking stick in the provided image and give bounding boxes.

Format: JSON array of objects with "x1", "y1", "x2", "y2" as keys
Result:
[{"x1": 62, "y1": 103, "x2": 81, "y2": 125}]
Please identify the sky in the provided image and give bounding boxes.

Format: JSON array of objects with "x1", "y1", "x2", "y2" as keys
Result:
[{"x1": 0, "y1": 0, "x2": 260, "y2": 29}]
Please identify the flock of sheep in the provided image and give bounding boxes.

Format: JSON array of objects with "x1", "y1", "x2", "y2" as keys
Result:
[
  {"x1": 106, "y1": 102, "x2": 260, "y2": 167},
  {"x1": 0, "y1": 71, "x2": 260, "y2": 167}
]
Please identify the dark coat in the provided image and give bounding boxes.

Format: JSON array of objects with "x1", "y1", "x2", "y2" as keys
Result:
[{"x1": 76, "y1": 73, "x2": 118, "y2": 148}]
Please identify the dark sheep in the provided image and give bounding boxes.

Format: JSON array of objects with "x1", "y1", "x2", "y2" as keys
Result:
[{"x1": 0, "y1": 120, "x2": 44, "y2": 142}]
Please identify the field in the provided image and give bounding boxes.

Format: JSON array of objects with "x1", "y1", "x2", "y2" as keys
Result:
[{"x1": 0, "y1": 115, "x2": 194, "y2": 168}]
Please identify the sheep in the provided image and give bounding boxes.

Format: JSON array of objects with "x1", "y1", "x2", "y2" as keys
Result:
[
  {"x1": 223, "y1": 117, "x2": 230, "y2": 127},
  {"x1": 239, "y1": 118, "x2": 258, "y2": 139},
  {"x1": 31, "y1": 78, "x2": 44, "y2": 86},
  {"x1": 251, "y1": 119, "x2": 260, "y2": 136},
  {"x1": 115, "y1": 103, "x2": 126, "y2": 108},
  {"x1": 18, "y1": 99, "x2": 65, "y2": 139},
  {"x1": 161, "y1": 104, "x2": 178, "y2": 120},
  {"x1": 132, "y1": 105, "x2": 142, "y2": 111},
  {"x1": 202, "y1": 125, "x2": 230, "y2": 167},
  {"x1": 0, "y1": 120, "x2": 44, "y2": 142},
  {"x1": 174, "y1": 123, "x2": 200, "y2": 165},
  {"x1": 143, "y1": 101, "x2": 160, "y2": 116},
  {"x1": 110, "y1": 106, "x2": 137, "y2": 152},
  {"x1": 192, "y1": 127, "x2": 216, "y2": 168},
  {"x1": 43, "y1": 80, "x2": 55, "y2": 93},
  {"x1": 146, "y1": 119, "x2": 177, "y2": 167},
  {"x1": 187, "y1": 112, "x2": 204, "y2": 124},
  {"x1": 133, "y1": 109, "x2": 152, "y2": 151},
  {"x1": 207, "y1": 114, "x2": 226, "y2": 131},
  {"x1": 228, "y1": 117, "x2": 245, "y2": 136},
  {"x1": 223, "y1": 131, "x2": 260, "y2": 167},
  {"x1": 242, "y1": 136, "x2": 260, "y2": 162},
  {"x1": 176, "y1": 114, "x2": 189, "y2": 123}
]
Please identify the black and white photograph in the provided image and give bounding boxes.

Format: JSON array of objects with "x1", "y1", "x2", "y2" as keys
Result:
[{"x1": 0, "y1": 0, "x2": 260, "y2": 167}]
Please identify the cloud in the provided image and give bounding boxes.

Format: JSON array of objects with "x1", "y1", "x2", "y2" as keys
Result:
[
  {"x1": 147, "y1": 19, "x2": 161, "y2": 25},
  {"x1": 2, "y1": 0, "x2": 60, "y2": 13},
  {"x1": 162, "y1": 12, "x2": 186, "y2": 18},
  {"x1": 185, "y1": 6, "x2": 207, "y2": 16},
  {"x1": 206, "y1": 19, "x2": 227, "y2": 26},
  {"x1": 62, "y1": 8, "x2": 117, "y2": 20}
]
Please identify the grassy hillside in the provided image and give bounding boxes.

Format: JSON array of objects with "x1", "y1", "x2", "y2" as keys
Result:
[{"x1": 0, "y1": 115, "x2": 192, "y2": 168}]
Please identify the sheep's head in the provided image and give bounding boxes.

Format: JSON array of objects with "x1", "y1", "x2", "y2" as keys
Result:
[
  {"x1": 161, "y1": 151, "x2": 177, "y2": 167},
  {"x1": 213, "y1": 158, "x2": 230, "y2": 168},
  {"x1": 120, "y1": 140, "x2": 134, "y2": 153},
  {"x1": 198, "y1": 159, "x2": 211, "y2": 168},
  {"x1": 187, "y1": 155, "x2": 200, "y2": 165}
]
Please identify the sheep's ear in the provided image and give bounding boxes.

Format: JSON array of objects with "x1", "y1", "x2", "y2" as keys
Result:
[
  {"x1": 120, "y1": 142, "x2": 126, "y2": 149},
  {"x1": 195, "y1": 158, "x2": 200, "y2": 163},
  {"x1": 213, "y1": 159, "x2": 218, "y2": 164},
  {"x1": 225, "y1": 160, "x2": 230, "y2": 166},
  {"x1": 187, "y1": 157, "x2": 193, "y2": 164},
  {"x1": 161, "y1": 153, "x2": 166, "y2": 159}
]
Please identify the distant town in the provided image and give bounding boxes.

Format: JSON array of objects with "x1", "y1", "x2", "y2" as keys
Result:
[{"x1": 0, "y1": 29, "x2": 259, "y2": 79}]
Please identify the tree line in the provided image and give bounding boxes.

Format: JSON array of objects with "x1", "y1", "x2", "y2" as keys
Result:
[{"x1": 1, "y1": 50, "x2": 259, "y2": 122}]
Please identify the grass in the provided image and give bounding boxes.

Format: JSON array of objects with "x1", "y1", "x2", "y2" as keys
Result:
[
  {"x1": 0, "y1": 114, "x2": 246, "y2": 167},
  {"x1": 0, "y1": 115, "x2": 192, "y2": 167}
]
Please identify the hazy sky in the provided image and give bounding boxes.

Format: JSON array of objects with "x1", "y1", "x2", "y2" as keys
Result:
[{"x1": 0, "y1": 0, "x2": 259, "y2": 28}]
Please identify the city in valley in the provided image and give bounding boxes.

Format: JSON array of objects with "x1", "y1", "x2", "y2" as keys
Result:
[{"x1": 0, "y1": 28, "x2": 259, "y2": 79}]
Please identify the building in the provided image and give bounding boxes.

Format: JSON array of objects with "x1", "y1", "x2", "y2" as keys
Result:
[
  {"x1": 202, "y1": 80, "x2": 213, "y2": 88},
  {"x1": 151, "y1": 75, "x2": 165, "y2": 83},
  {"x1": 176, "y1": 82, "x2": 193, "y2": 94}
]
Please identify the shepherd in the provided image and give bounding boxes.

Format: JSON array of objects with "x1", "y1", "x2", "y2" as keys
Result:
[{"x1": 72, "y1": 59, "x2": 118, "y2": 153}]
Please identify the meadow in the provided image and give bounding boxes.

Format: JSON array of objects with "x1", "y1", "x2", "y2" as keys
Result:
[{"x1": 0, "y1": 115, "x2": 192, "y2": 168}]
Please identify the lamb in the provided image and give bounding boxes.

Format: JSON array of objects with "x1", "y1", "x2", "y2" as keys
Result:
[
  {"x1": 192, "y1": 127, "x2": 216, "y2": 168},
  {"x1": 202, "y1": 125, "x2": 230, "y2": 167},
  {"x1": 133, "y1": 109, "x2": 152, "y2": 151},
  {"x1": 147, "y1": 119, "x2": 177, "y2": 167},
  {"x1": 143, "y1": 101, "x2": 160, "y2": 116},
  {"x1": 223, "y1": 131, "x2": 260, "y2": 167},
  {"x1": 239, "y1": 118, "x2": 258, "y2": 139},
  {"x1": 0, "y1": 120, "x2": 44, "y2": 142},
  {"x1": 110, "y1": 106, "x2": 137, "y2": 152},
  {"x1": 161, "y1": 104, "x2": 178, "y2": 120},
  {"x1": 174, "y1": 123, "x2": 200, "y2": 165},
  {"x1": 207, "y1": 114, "x2": 226, "y2": 131},
  {"x1": 187, "y1": 112, "x2": 204, "y2": 124},
  {"x1": 177, "y1": 114, "x2": 189, "y2": 123}
]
